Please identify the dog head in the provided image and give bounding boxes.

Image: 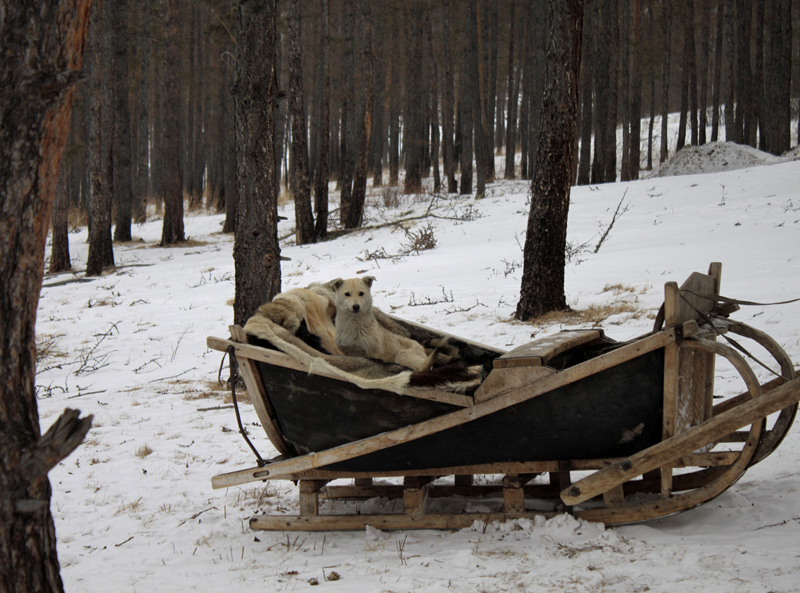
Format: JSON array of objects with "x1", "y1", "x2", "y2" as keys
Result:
[{"x1": 330, "y1": 276, "x2": 375, "y2": 315}]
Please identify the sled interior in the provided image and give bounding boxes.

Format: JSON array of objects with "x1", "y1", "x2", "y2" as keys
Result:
[{"x1": 206, "y1": 263, "x2": 800, "y2": 530}]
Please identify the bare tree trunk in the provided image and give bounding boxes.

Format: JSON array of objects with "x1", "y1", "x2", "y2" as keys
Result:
[
  {"x1": 628, "y1": 0, "x2": 642, "y2": 179},
  {"x1": 504, "y1": 0, "x2": 518, "y2": 179},
  {"x1": 49, "y1": 163, "x2": 72, "y2": 273},
  {"x1": 762, "y1": 0, "x2": 792, "y2": 155},
  {"x1": 470, "y1": 0, "x2": 487, "y2": 198},
  {"x1": 87, "y1": 0, "x2": 115, "y2": 276},
  {"x1": 111, "y1": 0, "x2": 132, "y2": 242},
  {"x1": 314, "y1": 0, "x2": 331, "y2": 240},
  {"x1": 516, "y1": 0, "x2": 583, "y2": 320},
  {"x1": 442, "y1": 0, "x2": 458, "y2": 192},
  {"x1": 711, "y1": 0, "x2": 724, "y2": 142},
  {"x1": 576, "y1": 10, "x2": 593, "y2": 186},
  {"x1": 160, "y1": 0, "x2": 184, "y2": 245},
  {"x1": 0, "y1": 2, "x2": 93, "y2": 591},
  {"x1": 697, "y1": 0, "x2": 710, "y2": 146},
  {"x1": 347, "y1": 0, "x2": 374, "y2": 228},
  {"x1": 288, "y1": 0, "x2": 314, "y2": 243},
  {"x1": 232, "y1": 0, "x2": 282, "y2": 326},
  {"x1": 404, "y1": 1, "x2": 426, "y2": 195},
  {"x1": 339, "y1": 0, "x2": 356, "y2": 223},
  {"x1": 660, "y1": 0, "x2": 672, "y2": 162}
]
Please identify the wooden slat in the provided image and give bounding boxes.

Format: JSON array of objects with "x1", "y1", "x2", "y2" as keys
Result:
[
  {"x1": 493, "y1": 330, "x2": 602, "y2": 369},
  {"x1": 661, "y1": 281, "x2": 680, "y2": 497},
  {"x1": 211, "y1": 328, "x2": 678, "y2": 489},
  {"x1": 561, "y1": 376, "x2": 800, "y2": 507},
  {"x1": 228, "y1": 326, "x2": 293, "y2": 456},
  {"x1": 249, "y1": 511, "x2": 560, "y2": 532}
]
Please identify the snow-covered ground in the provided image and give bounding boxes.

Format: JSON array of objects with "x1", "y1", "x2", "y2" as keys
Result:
[{"x1": 36, "y1": 141, "x2": 800, "y2": 592}]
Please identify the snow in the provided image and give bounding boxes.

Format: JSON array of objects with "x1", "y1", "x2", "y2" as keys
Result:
[{"x1": 36, "y1": 141, "x2": 800, "y2": 592}]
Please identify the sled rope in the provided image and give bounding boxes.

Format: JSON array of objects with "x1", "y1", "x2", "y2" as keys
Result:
[
  {"x1": 224, "y1": 346, "x2": 266, "y2": 466},
  {"x1": 677, "y1": 292, "x2": 794, "y2": 383}
]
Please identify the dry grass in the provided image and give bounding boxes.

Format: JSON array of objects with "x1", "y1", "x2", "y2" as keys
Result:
[
  {"x1": 525, "y1": 283, "x2": 656, "y2": 327},
  {"x1": 181, "y1": 380, "x2": 251, "y2": 405},
  {"x1": 135, "y1": 444, "x2": 153, "y2": 458}
]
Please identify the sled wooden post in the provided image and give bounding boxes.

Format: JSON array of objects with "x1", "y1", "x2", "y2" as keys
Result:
[
  {"x1": 662, "y1": 281, "x2": 680, "y2": 497},
  {"x1": 404, "y1": 477, "x2": 432, "y2": 515},
  {"x1": 299, "y1": 480, "x2": 328, "y2": 516},
  {"x1": 502, "y1": 475, "x2": 526, "y2": 513}
]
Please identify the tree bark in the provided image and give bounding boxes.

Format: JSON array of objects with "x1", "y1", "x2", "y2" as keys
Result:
[
  {"x1": 0, "y1": 1, "x2": 94, "y2": 591},
  {"x1": 347, "y1": 0, "x2": 374, "y2": 227},
  {"x1": 576, "y1": 0, "x2": 593, "y2": 185},
  {"x1": 762, "y1": 0, "x2": 792, "y2": 156},
  {"x1": 112, "y1": 0, "x2": 133, "y2": 242},
  {"x1": 659, "y1": 0, "x2": 672, "y2": 163},
  {"x1": 710, "y1": 0, "x2": 724, "y2": 142},
  {"x1": 314, "y1": 0, "x2": 331, "y2": 240},
  {"x1": 338, "y1": 0, "x2": 356, "y2": 222},
  {"x1": 86, "y1": 0, "x2": 115, "y2": 276},
  {"x1": 232, "y1": 0, "x2": 282, "y2": 326},
  {"x1": 516, "y1": 1, "x2": 583, "y2": 321},
  {"x1": 628, "y1": 0, "x2": 642, "y2": 180},
  {"x1": 160, "y1": 0, "x2": 185, "y2": 246},
  {"x1": 504, "y1": 0, "x2": 518, "y2": 179},
  {"x1": 49, "y1": 164, "x2": 72, "y2": 273},
  {"x1": 441, "y1": 1, "x2": 458, "y2": 192},
  {"x1": 403, "y1": 1, "x2": 425, "y2": 195},
  {"x1": 288, "y1": 0, "x2": 315, "y2": 243}
]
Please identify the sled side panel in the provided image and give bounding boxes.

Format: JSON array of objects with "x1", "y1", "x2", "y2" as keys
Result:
[{"x1": 322, "y1": 348, "x2": 665, "y2": 472}]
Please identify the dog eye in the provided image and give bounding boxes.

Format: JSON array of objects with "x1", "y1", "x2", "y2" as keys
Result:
[
  {"x1": 359, "y1": 292, "x2": 364, "y2": 296},
  {"x1": 344, "y1": 292, "x2": 350, "y2": 297}
]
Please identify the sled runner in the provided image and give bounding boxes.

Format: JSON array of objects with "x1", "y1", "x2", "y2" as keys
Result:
[{"x1": 207, "y1": 263, "x2": 800, "y2": 530}]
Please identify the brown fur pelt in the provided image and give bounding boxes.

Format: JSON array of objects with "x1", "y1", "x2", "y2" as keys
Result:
[
  {"x1": 243, "y1": 284, "x2": 484, "y2": 394},
  {"x1": 248, "y1": 284, "x2": 342, "y2": 355}
]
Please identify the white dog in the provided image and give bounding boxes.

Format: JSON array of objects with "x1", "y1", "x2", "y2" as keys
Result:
[{"x1": 331, "y1": 276, "x2": 436, "y2": 372}]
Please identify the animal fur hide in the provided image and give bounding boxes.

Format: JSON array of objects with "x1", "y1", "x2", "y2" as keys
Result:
[{"x1": 243, "y1": 292, "x2": 483, "y2": 394}]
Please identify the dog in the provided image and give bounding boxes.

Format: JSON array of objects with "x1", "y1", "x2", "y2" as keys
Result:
[
  {"x1": 249, "y1": 283, "x2": 342, "y2": 355},
  {"x1": 330, "y1": 276, "x2": 437, "y2": 372}
]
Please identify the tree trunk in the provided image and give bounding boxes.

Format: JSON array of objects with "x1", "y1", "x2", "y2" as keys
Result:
[
  {"x1": 0, "y1": 2, "x2": 94, "y2": 591},
  {"x1": 619, "y1": 0, "x2": 631, "y2": 182},
  {"x1": 232, "y1": 0, "x2": 282, "y2": 326},
  {"x1": 403, "y1": 1, "x2": 425, "y2": 195},
  {"x1": 516, "y1": 1, "x2": 583, "y2": 321},
  {"x1": 442, "y1": 0, "x2": 458, "y2": 192},
  {"x1": 628, "y1": 0, "x2": 642, "y2": 180},
  {"x1": 112, "y1": 0, "x2": 133, "y2": 242},
  {"x1": 711, "y1": 0, "x2": 724, "y2": 142},
  {"x1": 160, "y1": 0, "x2": 185, "y2": 246},
  {"x1": 470, "y1": 0, "x2": 487, "y2": 199},
  {"x1": 86, "y1": 0, "x2": 115, "y2": 276},
  {"x1": 49, "y1": 163, "x2": 72, "y2": 273},
  {"x1": 504, "y1": 0, "x2": 518, "y2": 179},
  {"x1": 347, "y1": 0, "x2": 374, "y2": 228},
  {"x1": 696, "y1": 0, "x2": 710, "y2": 146},
  {"x1": 338, "y1": 0, "x2": 356, "y2": 223},
  {"x1": 660, "y1": 0, "x2": 672, "y2": 163},
  {"x1": 314, "y1": 0, "x2": 331, "y2": 240},
  {"x1": 576, "y1": 3, "x2": 593, "y2": 187},
  {"x1": 288, "y1": 0, "x2": 315, "y2": 243},
  {"x1": 762, "y1": 0, "x2": 792, "y2": 156},
  {"x1": 733, "y1": 0, "x2": 752, "y2": 144}
]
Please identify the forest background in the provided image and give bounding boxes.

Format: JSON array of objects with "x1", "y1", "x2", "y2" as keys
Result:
[{"x1": 53, "y1": 0, "x2": 799, "y2": 280}]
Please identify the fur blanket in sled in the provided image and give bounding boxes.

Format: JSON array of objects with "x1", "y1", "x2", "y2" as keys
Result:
[{"x1": 243, "y1": 284, "x2": 484, "y2": 394}]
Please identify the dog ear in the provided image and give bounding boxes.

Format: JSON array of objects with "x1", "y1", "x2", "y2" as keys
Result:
[
  {"x1": 328, "y1": 278, "x2": 344, "y2": 292},
  {"x1": 362, "y1": 276, "x2": 376, "y2": 288}
]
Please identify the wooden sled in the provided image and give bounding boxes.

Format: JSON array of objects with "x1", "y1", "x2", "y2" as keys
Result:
[{"x1": 207, "y1": 263, "x2": 800, "y2": 530}]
